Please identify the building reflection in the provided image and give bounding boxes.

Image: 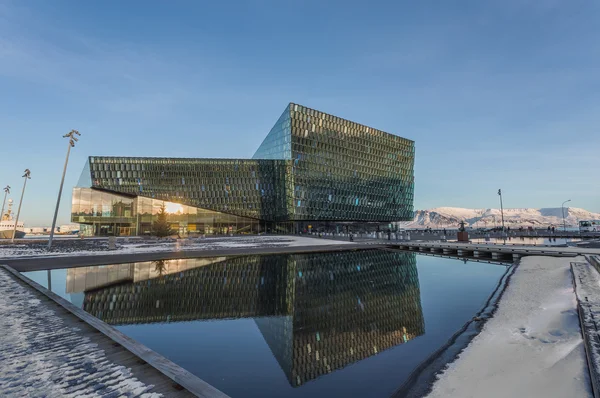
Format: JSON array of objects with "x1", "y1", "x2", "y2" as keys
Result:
[{"x1": 70, "y1": 250, "x2": 424, "y2": 387}]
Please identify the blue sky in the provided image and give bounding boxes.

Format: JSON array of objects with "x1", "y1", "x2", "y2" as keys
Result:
[{"x1": 1, "y1": 0, "x2": 599, "y2": 226}]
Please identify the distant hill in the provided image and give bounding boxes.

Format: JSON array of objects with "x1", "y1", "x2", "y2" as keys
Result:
[{"x1": 399, "y1": 207, "x2": 600, "y2": 229}]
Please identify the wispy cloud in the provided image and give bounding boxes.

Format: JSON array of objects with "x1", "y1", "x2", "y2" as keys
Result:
[{"x1": 0, "y1": 3, "x2": 196, "y2": 117}]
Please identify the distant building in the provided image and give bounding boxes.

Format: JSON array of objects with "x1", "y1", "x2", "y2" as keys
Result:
[
  {"x1": 73, "y1": 250, "x2": 424, "y2": 387},
  {"x1": 58, "y1": 224, "x2": 80, "y2": 233},
  {"x1": 22, "y1": 224, "x2": 79, "y2": 235},
  {"x1": 71, "y1": 103, "x2": 415, "y2": 236},
  {"x1": 25, "y1": 226, "x2": 49, "y2": 234}
]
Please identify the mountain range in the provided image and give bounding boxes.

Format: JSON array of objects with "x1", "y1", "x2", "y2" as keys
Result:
[{"x1": 399, "y1": 207, "x2": 600, "y2": 229}]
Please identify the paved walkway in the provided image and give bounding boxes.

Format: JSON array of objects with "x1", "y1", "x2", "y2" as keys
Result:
[
  {"x1": 0, "y1": 266, "x2": 226, "y2": 397},
  {"x1": 4, "y1": 242, "x2": 374, "y2": 272}
]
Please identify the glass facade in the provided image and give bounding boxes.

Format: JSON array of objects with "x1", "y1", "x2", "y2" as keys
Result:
[
  {"x1": 73, "y1": 250, "x2": 423, "y2": 387},
  {"x1": 72, "y1": 103, "x2": 414, "y2": 235},
  {"x1": 72, "y1": 187, "x2": 268, "y2": 236},
  {"x1": 252, "y1": 104, "x2": 292, "y2": 160},
  {"x1": 287, "y1": 103, "x2": 414, "y2": 222}
]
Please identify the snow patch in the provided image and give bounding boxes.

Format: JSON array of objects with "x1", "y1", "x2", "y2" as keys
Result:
[
  {"x1": 426, "y1": 256, "x2": 592, "y2": 398},
  {"x1": 0, "y1": 269, "x2": 162, "y2": 397}
]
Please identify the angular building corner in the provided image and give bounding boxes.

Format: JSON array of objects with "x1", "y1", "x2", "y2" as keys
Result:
[{"x1": 71, "y1": 103, "x2": 414, "y2": 236}]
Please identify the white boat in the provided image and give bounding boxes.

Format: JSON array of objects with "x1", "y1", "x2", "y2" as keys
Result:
[{"x1": 0, "y1": 199, "x2": 26, "y2": 239}]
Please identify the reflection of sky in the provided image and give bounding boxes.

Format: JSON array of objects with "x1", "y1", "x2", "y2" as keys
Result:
[
  {"x1": 70, "y1": 292, "x2": 85, "y2": 308},
  {"x1": 25, "y1": 269, "x2": 84, "y2": 308},
  {"x1": 23, "y1": 255, "x2": 507, "y2": 398}
]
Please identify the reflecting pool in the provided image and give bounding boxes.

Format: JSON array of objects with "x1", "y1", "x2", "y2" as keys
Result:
[{"x1": 24, "y1": 250, "x2": 510, "y2": 398}]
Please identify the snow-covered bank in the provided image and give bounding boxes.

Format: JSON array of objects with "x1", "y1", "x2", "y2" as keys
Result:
[
  {"x1": 0, "y1": 235, "x2": 352, "y2": 259},
  {"x1": 427, "y1": 256, "x2": 592, "y2": 398}
]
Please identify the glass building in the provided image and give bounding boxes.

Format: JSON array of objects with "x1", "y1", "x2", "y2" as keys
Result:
[{"x1": 72, "y1": 103, "x2": 415, "y2": 236}]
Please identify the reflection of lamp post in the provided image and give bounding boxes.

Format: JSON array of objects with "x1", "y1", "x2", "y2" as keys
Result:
[
  {"x1": 48, "y1": 130, "x2": 81, "y2": 249},
  {"x1": 1, "y1": 185, "x2": 10, "y2": 221},
  {"x1": 12, "y1": 169, "x2": 31, "y2": 242},
  {"x1": 562, "y1": 199, "x2": 571, "y2": 232}
]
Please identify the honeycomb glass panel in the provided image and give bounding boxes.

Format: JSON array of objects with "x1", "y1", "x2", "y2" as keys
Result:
[{"x1": 73, "y1": 103, "x2": 414, "y2": 235}]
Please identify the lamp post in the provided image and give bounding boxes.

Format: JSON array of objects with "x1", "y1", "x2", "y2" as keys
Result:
[
  {"x1": 48, "y1": 130, "x2": 81, "y2": 249},
  {"x1": 498, "y1": 189, "x2": 505, "y2": 233},
  {"x1": 1, "y1": 185, "x2": 10, "y2": 221},
  {"x1": 12, "y1": 169, "x2": 31, "y2": 242},
  {"x1": 562, "y1": 199, "x2": 571, "y2": 233}
]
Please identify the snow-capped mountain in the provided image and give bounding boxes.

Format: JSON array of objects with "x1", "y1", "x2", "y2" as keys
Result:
[{"x1": 400, "y1": 207, "x2": 600, "y2": 229}]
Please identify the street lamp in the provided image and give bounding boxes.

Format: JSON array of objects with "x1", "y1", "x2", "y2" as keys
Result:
[
  {"x1": 1, "y1": 185, "x2": 10, "y2": 222},
  {"x1": 562, "y1": 199, "x2": 571, "y2": 232},
  {"x1": 48, "y1": 130, "x2": 81, "y2": 249},
  {"x1": 498, "y1": 189, "x2": 505, "y2": 233},
  {"x1": 11, "y1": 169, "x2": 31, "y2": 242}
]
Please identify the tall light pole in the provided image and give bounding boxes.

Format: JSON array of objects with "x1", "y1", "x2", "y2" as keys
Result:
[
  {"x1": 1, "y1": 185, "x2": 10, "y2": 222},
  {"x1": 562, "y1": 199, "x2": 571, "y2": 232},
  {"x1": 12, "y1": 169, "x2": 31, "y2": 242},
  {"x1": 498, "y1": 189, "x2": 505, "y2": 232},
  {"x1": 48, "y1": 130, "x2": 81, "y2": 249}
]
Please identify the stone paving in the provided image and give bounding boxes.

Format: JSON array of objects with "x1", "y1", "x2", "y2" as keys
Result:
[
  {"x1": 571, "y1": 257, "x2": 600, "y2": 397},
  {"x1": 0, "y1": 268, "x2": 162, "y2": 398}
]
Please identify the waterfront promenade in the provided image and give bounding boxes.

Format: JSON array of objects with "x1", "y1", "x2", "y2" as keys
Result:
[
  {"x1": 3, "y1": 234, "x2": 600, "y2": 397},
  {"x1": 3, "y1": 241, "x2": 370, "y2": 272},
  {"x1": 4, "y1": 233, "x2": 600, "y2": 272}
]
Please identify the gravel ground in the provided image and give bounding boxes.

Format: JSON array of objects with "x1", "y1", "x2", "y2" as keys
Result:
[{"x1": 0, "y1": 238, "x2": 112, "y2": 255}]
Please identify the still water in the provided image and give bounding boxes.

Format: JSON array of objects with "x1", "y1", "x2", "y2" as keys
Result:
[{"x1": 24, "y1": 250, "x2": 510, "y2": 398}]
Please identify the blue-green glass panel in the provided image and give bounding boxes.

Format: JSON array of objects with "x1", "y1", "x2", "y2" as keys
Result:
[
  {"x1": 76, "y1": 159, "x2": 92, "y2": 187},
  {"x1": 252, "y1": 104, "x2": 292, "y2": 160}
]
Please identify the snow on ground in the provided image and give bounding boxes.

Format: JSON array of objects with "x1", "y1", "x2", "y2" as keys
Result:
[
  {"x1": 426, "y1": 256, "x2": 592, "y2": 398},
  {"x1": 0, "y1": 235, "x2": 352, "y2": 259},
  {"x1": 0, "y1": 269, "x2": 162, "y2": 397}
]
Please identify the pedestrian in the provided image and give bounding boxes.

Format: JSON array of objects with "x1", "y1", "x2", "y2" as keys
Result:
[{"x1": 552, "y1": 226, "x2": 555, "y2": 234}]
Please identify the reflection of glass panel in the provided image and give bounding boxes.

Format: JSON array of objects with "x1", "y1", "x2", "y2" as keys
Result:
[
  {"x1": 71, "y1": 187, "x2": 81, "y2": 219},
  {"x1": 102, "y1": 192, "x2": 112, "y2": 217},
  {"x1": 79, "y1": 188, "x2": 92, "y2": 216},
  {"x1": 79, "y1": 251, "x2": 423, "y2": 387},
  {"x1": 92, "y1": 190, "x2": 102, "y2": 216}
]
